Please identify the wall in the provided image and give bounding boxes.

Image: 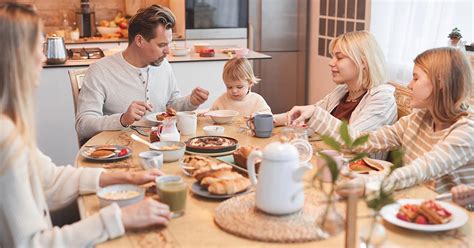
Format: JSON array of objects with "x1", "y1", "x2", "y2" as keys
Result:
[{"x1": 5, "y1": 0, "x2": 168, "y2": 33}]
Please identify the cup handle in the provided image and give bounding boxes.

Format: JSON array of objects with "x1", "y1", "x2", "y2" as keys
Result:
[{"x1": 247, "y1": 150, "x2": 262, "y2": 185}]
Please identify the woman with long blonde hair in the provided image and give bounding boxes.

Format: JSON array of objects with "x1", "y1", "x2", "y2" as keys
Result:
[
  {"x1": 275, "y1": 31, "x2": 397, "y2": 160},
  {"x1": 0, "y1": 3, "x2": 172, "y2": 247},
  {"x1": 289, "y1": 47, "x2": 474, "y2": 195}
]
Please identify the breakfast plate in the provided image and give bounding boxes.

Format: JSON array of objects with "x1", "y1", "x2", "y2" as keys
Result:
[
  {"x1": 185, "y1": 136, "x2": 238, "y2": 154},
  {"x1": 80, "y1": 145, "x2": 132, "y2": 162},
  {"x1": 380, "y1": 199, "x2": 468, "y2": 232},
  {"x1": 145, "y1": 112, "x2": 165, "y2": 123},
  {"x1": 341, "y1": 157, "x2": 391, "y2": 177},
  {"x1": 190, "y1": 182, "x2": 251, "y2": 200}
]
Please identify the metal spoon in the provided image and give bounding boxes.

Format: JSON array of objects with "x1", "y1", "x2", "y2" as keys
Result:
[{"x1": 130, "y1": 134, "x2": 159, "y2": 149}]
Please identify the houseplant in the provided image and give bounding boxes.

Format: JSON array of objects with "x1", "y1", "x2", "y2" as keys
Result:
[
  {"x1": 448, "y1": 27, "x2": 463, "y2": 46},
  {"x1": 312, "y1": 121, "x2": 368, "y2": 236}
]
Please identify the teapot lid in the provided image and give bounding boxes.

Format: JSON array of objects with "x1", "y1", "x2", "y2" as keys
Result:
[{"x1": 262, "y1": 141, "x2": 299, "y2": 161}]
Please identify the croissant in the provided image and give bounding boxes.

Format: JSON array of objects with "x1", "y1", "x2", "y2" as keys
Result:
[
  {"x1": 192, "y1": 164, "x2": 232, "y2": 181},
  {"x1": 208, "y1": 177, "x2": 251, "y2": 195},
  {"x1": 200, "y1": 171, "x2": 243, "y2": 187}
]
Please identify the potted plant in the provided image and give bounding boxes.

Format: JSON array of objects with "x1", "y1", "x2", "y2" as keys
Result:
[{"x1": 448, "y1": 27, "x2": 463, "y2": 46}]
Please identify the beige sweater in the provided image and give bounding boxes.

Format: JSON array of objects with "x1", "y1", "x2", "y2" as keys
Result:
[
  {"x1": 0, "y1": 117, "x2": 124, "y2": 247},
  {"x1": 210, "y1": 92, "x2": 272, "y2": 117},
  {"x1": 308, "y1": 108, "x2": 474, "y2": 193}
]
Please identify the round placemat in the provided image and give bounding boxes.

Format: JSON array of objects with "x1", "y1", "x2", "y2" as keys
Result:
[{"x1": 214, "y1": 191, "x2": 345, "y2": 243}]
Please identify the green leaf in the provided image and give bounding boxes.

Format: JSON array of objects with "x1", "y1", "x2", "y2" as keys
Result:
[
  {"x1": 339, "y1": 122, "x2": 352, "y2": 148},
  {"x1": 352, "y1": 134, "x2": 369, "y2": 148},
  {"x1": 320, "y1": 134, "x2": 341, "y2": 152},
  {"x1": 388, "y1": 149, "x2": 405, "y2": 175},
  {"x1": 348, "y1": 152, "x2": 368, "y2": 163},
  {"x1": 318, "y1": 151, "x2": 340, "y2": 182}
]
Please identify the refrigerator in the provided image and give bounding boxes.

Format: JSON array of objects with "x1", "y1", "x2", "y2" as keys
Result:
[{"x1": 249, "y1": 0, "x2": 309, "y2": 114}]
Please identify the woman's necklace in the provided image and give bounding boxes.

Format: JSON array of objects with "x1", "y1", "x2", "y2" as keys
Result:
[{"x1": 346, "y1": 88, "x2": 366, "y2": 102}]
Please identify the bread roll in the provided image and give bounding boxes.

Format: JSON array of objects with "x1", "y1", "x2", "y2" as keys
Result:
[
  {"x1": 200, "y1": 171, "x2": 243, "y2": 187},
  {"x1": 208, "y1": 177, "x2": 251, "y2": 195}
]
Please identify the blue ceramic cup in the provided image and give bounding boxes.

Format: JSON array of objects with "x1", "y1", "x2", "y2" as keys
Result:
[{"x1": 247, "y1": 114, "x2": 274, "y2": 138}]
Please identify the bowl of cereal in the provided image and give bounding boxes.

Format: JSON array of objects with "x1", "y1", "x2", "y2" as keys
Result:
[
  {"x1": 150, "y1": 141, "x2": 186, "y2": 162},
  {"x1": 97, "y1": 184, "x2": 145, "y2": 207}
]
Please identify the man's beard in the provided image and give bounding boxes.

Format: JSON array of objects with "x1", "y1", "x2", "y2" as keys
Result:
[{"x1": 150, "y1": 56, "x2": 166, "y2": 67}]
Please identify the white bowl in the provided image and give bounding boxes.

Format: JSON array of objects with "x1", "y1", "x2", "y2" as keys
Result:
[
  {"x1": 207, "y1": 110, "x2": 239, "y2": 124},
  {"x1": 171, "y1": 47, "x2": 190, "y2": 56},
  {"x1": 97, "y1": 184, "x2": 145, "y2": 207},
  {"x1": 203, "y1": 125, "x2": 225, "y2": 136},
  {"x1": 150, "y1": 141, "x2": 186, "y2": 162},
  {"x1": 97, "y1": 26, "x2": 121, "y2": 35}
]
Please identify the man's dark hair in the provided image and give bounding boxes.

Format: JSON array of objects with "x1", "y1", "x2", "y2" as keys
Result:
[{"x1": 128, "y1": 4, "x2": 175, "y2": 44}]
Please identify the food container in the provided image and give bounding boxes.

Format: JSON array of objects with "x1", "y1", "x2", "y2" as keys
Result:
[
  {"x1": 199, "y1": 48, "x2": 215, "y2": 57},
  {"x1": 171, "y1": 47, "x2": 190, "y2": 56},
  {"x1": 194, "y1": 43, "x2": 210, "y2": 53},
  {"x1": 150, "y1": 141, "x2": 186, "y2": 162},
  {"x1": 207, "y1": 110, "x2": 239, "y2": 124},
  {"x1": 97, "y1": 184, "x2": 145, "y2": 207},
  {"x1": 203, "y1": 125, "x2": 225, "y2": 136}
]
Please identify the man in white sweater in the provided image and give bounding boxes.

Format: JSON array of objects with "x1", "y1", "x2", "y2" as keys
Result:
[{"x1": 76, "y1": 5, "x2": 209, "y2": 141}]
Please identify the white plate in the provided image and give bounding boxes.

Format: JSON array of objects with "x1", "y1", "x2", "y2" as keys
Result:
[
  {"x1": 80, "y1": 145, "x2": 132, "y2": 162},
  {"x1": 380, "y1": 198, "x2": 468, "y2": 232},
  {"x1": 190, "y1": 182, "x2": 250, "y2": 200},
  {"x1": 145, "y1": 112, "x2": 164, "y2": 123}
]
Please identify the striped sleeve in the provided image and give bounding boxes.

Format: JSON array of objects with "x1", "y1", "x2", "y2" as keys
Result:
[
  {"x1": 307, "y1": 106, "x2": 408, "y2": 152},
  {"x1": 386, "y1": 122, "x2": 474, "y2": 191}
]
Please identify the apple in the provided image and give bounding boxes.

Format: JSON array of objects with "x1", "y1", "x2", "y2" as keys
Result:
[{"x1": 119, "y1": 22, "x2": 128, "y2": 29}]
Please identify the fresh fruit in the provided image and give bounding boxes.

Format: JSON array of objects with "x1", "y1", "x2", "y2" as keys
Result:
[
  {"x1": 108, "y1": 21, "x2": 117, "y2": 28},
  {"x1": 396, "y1": 212, "x2": 409, "y2": 222},
  {"x1": 99, "y1": 20, "x2": 109, "y2": 27},
  {"x1": 117, "y1": 148, "x2": 128, "y2": 157},
  {"x1": 415, "y1": 215, "x2": 428, "y2": 225},
  {"x1": 119, "y1": 22, "x2": 128, "y2": 29}
]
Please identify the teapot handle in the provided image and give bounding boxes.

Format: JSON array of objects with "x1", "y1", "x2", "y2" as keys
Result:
[{"x1": 247, "y1": 150, "x2": 262, "y2": 186}]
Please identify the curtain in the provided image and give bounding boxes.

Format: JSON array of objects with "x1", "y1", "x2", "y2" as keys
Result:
[{"x1": 370, "y1": 0, "x2": 474, "y2": 84}]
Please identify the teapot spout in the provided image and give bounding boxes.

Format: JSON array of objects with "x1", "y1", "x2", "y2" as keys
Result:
[{"x1": 293, "y1": 163, "x2": 312, "y2": 182}]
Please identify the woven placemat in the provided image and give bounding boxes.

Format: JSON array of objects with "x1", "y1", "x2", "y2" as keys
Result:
[{"x1": 214, "y1": 190, "x2": 345, "y2": 243}]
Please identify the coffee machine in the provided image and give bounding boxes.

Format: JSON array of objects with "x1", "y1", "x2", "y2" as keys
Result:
[{"x1": 76, "y1": 0, "x2": 96, "y2": 37}]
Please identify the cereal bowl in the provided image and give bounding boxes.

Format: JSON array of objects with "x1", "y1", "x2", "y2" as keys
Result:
[
  {"x1": 97, "y1": 184, "x2": 145, "y2": 207},
  {"x1": 150, "y1": 141, "x2": 186, "y2": 162},
  {"x1": 207, "y1": 110, "x2": 239, "y2": 124}
]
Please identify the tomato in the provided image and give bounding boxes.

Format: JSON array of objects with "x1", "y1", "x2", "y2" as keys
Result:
[{"x1": 118, "y1": 148, "x2": 128, "y2": 157}]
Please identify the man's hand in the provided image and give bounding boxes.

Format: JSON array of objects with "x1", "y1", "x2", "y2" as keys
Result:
[
  {"x1": 286, "y1": 105, "x2": 316, "y2": 126},
  {"x1": 120, "y1": 101, "x2": 153, "y2": 126},
  {"x1": 190, "y1": 87, "x2": 209, "y2": 106}
]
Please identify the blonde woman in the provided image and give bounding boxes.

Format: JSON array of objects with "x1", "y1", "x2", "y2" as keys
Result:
[
  {"x1": 210, "y1": 57, "x2": 271, "y2": 117},
  {"x1": 290, "y1": 47, "x2": 473, "y2": 194},
  {"x1": 0, "y1": 3, "x2": 172, "y2": 247},
  {"x1": 275, "y1": 31, "x2": 397, "y2": 159}
]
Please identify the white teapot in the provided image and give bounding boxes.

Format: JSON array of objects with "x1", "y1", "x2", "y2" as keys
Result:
[{"x1": 247, "y1": 139, "x2": 313, "y2": 215}]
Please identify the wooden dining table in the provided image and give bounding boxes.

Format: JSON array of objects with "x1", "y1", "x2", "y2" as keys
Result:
[{"x1": 76, "y1": 116, "x2": 473, "y2": 247}]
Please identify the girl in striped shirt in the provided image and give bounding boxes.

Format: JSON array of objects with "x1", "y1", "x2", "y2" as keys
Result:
[{"x1": 288, "y1": 47, "x2": 473, "y2": 194}]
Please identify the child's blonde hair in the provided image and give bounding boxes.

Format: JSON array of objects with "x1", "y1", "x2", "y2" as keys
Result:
[
  {"x1": 329, "y1": 30, "x2": 387, "y2": 90},
  {"x1": 222, "y1": 57, "x2": 260, "y2": 85},
  {"x1": 414, "y1": 47, "x2": 472, "y2": 123}
]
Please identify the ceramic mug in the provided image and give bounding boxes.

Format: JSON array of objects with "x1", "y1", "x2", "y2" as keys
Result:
[
  {"x1": 176, "y1": 111, "x2": 197, "y2": 136},
  {"x1": 139, "y1": 151, "x2": 163, "y2": 170},
  {"x1": 246, "y1": 114, "x2": 274, "y2": 138}
]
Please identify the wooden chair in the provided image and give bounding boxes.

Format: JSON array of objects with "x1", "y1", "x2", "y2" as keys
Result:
[
  {"x1": 388, "y1": 81, "x2": 412, "y2": 119},
  {"x1": 68, "y1": 69, "x2": 88, "y2": 146},
  {"x1": 68, "y1": 69, "x2": 87, "y2": 115}
]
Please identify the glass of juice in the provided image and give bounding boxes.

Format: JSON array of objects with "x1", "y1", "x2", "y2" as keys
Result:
[{"x1": 156, "y1": 176, "x2": 187, "y2": 218}]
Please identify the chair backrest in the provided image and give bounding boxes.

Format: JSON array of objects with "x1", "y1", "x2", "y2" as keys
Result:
[
  {"x1": 388, "y1": 81, "x2": 412, "y2": 119},
  {"x1": 68, "y1": 68, "x2": 87, "y2": 115}
]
